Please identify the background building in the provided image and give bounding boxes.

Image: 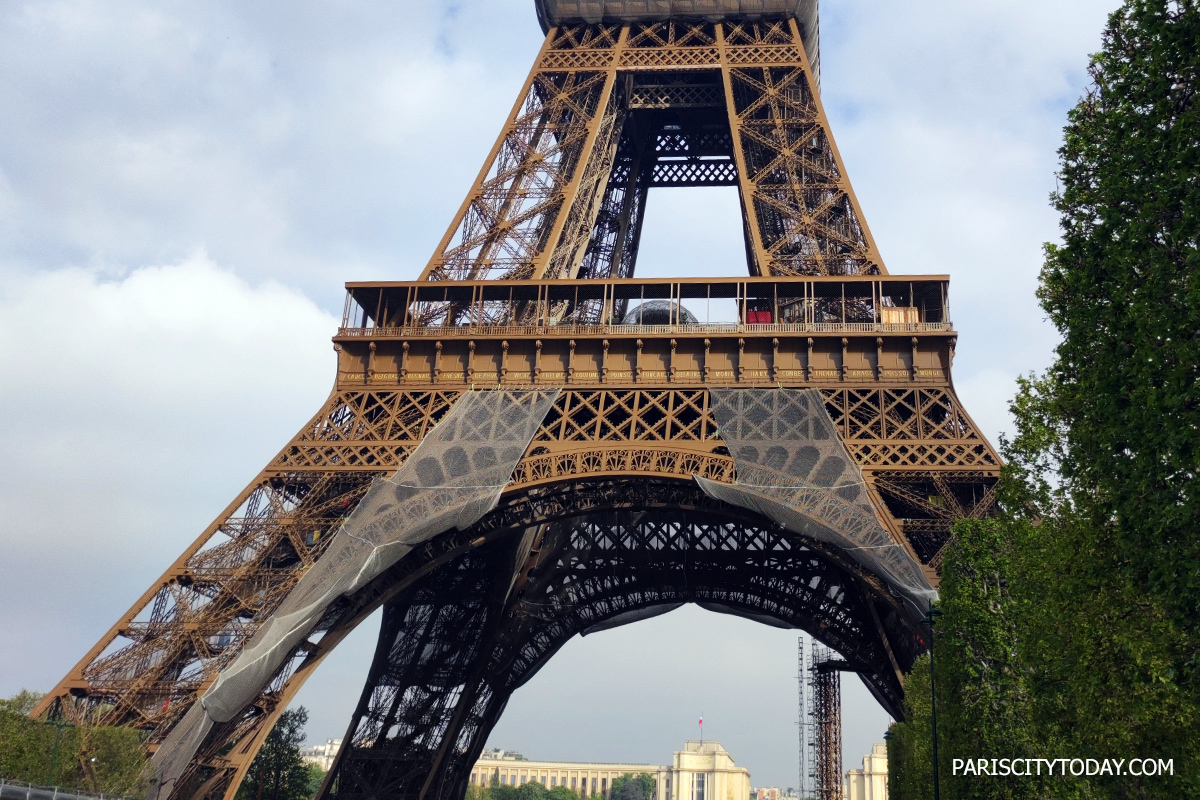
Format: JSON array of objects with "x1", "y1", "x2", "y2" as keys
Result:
[
  {"x1": 469, "y1": 740, "x2": 751, "y2": 800},
  {"x1": 751, "y1": 787, "x2": 796, "y2": 800},
  {"x1": 300, "y1": 738, "x2": 342, "y2": 772},
  {"x1": 668, "y1": 742, "x2": 750, "y2": 800},
  {"x1": 843, "y1": 744, "x2": 888, "y2": 800},
  {"x1": 469, "y1": 753, "x2": 665, "y2": 798}
]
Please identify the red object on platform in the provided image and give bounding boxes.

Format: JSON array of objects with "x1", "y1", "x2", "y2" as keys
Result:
[{"x1": 746, "y1": 310, "x2": 773, "y2": 323}]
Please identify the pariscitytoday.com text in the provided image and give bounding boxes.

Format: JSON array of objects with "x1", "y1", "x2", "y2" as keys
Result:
[{"x1": 953, "y1": 758, "x2": 1174, "y2": 777}]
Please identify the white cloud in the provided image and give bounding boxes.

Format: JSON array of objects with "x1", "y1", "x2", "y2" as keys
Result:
[{"x1": 0, "y1": 256, "x2": 336, "y2": 693}]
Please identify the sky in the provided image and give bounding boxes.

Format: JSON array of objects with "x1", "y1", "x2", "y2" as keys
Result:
[{"x1": 0, "y1": 0, "x2": 1118, "y2": 788}]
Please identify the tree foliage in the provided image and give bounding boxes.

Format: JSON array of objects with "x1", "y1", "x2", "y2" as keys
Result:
[
  {"x1": 611, "y1": 773, "x2": 655, "y2": 800},
  {"x1": 235, "y1": 708, "x2": 313, "y2": 800},
  {"x1": 478, "y1": 773, "x2": 642, "y2": 800},
  {"x1": 304, "y1": 764, "x2": 326, "y2": 798},
  {"x1": 887, "y1": 654, "x2": 933, "y2": 800},
  {"x1": 936, "y1": 520, "x2": 1044, "y2": 800},
  {"x1": 1005, "y1": 0, "x2": 1200, "y2": 794},
  {"x1": 1035, "y1": 0, "x2": 1200, "y2": 625},
  {"x1": 0, "y1": 692, "x2": 46, "y2": 716},
  {"x1": 0, "y1": 691, "x2": 148, "y2": 797},
  {"x1": 889, "y1": 1, "x2": 1200, "y2": 797}
]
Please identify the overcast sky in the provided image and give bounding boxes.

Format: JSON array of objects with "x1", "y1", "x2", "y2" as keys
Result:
[{"x1": 0, "y1": 0, "x2": 1117, "y2": 787}]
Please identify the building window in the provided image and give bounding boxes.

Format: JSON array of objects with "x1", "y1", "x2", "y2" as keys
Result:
[
  {"x1": 694, "y1": 774, "x2": 706, "y2": 800},
  {"x1": 572, "y1": 778, "x2": 577, "y2": 789},
  {"x1": 551, "y1": 778, "x2": 557, "y2": 788},
  {"x1": 602, "y1": 779, "x2": 608, "y2": 795}
]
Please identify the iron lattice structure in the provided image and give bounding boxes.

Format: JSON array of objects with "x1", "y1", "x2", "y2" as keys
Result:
[
  {"x1": 808, "y1": 643, "x2": 844, "y2": 800},
  {"x1": 34, "y1": 10, "x2": 999, "y2": 800},
  {"x1": 797, "y1": 637, "x2": 808, "y2": 800}
]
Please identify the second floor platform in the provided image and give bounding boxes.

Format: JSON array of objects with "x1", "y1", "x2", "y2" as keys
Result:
[{"x1": 334, "y1": 275, "x2": 959, "y2": 389}]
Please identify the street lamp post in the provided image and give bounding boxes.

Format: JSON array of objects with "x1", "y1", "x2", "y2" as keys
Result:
[{"x1": 922, "y1": 608, "x2": 943, "y2": 800}]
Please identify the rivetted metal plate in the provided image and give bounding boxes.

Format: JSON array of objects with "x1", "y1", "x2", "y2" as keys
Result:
[{"x1": 533, "y1": 0, "x2": 820, "y2": 77}]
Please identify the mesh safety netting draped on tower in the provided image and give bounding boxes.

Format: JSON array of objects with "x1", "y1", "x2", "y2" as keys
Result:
[
  {"x1": 694, "y1": 387, "x2": 935, "y2": 611},
  {"x1": 148, "y1": 389, "x2": 561, "y2": 800}
]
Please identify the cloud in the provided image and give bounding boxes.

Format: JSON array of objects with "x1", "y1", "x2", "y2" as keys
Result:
[
  {"x1": 0, "y1": 0, "x2": 542, "y2": 292},
  {"x1": 816, "y1": 0, "x2": 1116, "y2": 444},
  {"x1": 0, "y1": 256, "x2": 336, "y2": 691}
]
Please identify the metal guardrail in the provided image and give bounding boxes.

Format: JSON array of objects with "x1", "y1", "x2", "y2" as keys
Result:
[
  {"x1": 336, "y1": 321, "x2": 953, "y2": 338},
  {"x1": 0, "y1": 779, "x2": 136, "y2": 800}
]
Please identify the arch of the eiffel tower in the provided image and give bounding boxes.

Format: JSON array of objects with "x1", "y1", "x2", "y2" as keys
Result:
[{"x1": 34, "y1": 5, "x2": 999, "y2": 800}]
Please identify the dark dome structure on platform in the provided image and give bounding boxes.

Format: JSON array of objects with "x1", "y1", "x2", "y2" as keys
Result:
[{"x1": 621, "y1": 299, "x2": 698, "y2": 325}]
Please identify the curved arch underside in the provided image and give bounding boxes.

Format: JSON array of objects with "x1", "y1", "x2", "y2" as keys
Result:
[{"x1": 322, "y1": 478, "x2": 921, "y2": 800}]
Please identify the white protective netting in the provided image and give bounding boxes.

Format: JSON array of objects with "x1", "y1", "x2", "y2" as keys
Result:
[
  {"x1": 694, "y1": 388, "x2": 936, "y2": 611},
  {"x1": 148, "y1": 389, "x2": 561, "y2": 800}
]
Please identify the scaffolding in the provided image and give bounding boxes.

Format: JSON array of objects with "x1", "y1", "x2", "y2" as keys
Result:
[
  {"x1": 809, "y1": 642, "x2": 844, "y2": 800},
  {"x1": 798, "y1": 637, "x2": 808, "y2": 800}
]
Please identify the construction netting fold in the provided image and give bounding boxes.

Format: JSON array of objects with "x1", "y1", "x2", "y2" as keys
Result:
[
  {"x1": 148, "y1": 389, "x2": 561, "y2": 800},
  {"x1": 694, "y1": 387, "x2": 935, "y2": 611}
]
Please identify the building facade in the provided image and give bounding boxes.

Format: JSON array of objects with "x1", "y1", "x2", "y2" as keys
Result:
[
  {"x1": 751, "y1": 787, "x2": 796, "y2": 800},
  {"x1": 469, "y1": 753, "x2": 666, "y2": 798},
  {"x1": 300, "y1": 739, "x2": 342, "y2": 772},
  {"x1": 843, "y1": 744, "x2": 888, "y2": 800},
  {"x1": 468, "y1": 741, "x2": 750, "y2": 800},
  {"x1": 666, "y1": 742, "x2": 751, "y2": 800}
]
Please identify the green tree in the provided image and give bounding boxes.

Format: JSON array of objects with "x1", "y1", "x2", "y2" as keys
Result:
[
  {"x1": 0, "y1": 691, "x2": 45, "y2": 716},
  {"x1": 936, "y1": 519, "x2": 1058, "y2": 800},
  {"x1": 515, "y1": 779, "x2": 550, "y2": 800},
  {"x1": 1003, "y1": 0, "x2": 1200, "y2": 795},
  {"x1": 886, "y1": 654, "x2": 933, "y2": 800},
  {"x1": 0, "y1": 691, "x2": 147, "y2": 797},
  {"x1": 304, "y1": 763, "x2": 326, "y2": 798},
  {"x1": 490, "y1": 779, "x2": 519, "y2": 800},
  {"x1": 891, "y1": 2, "x2": 1200, "y2": 796},
  {"x1": 610, "y1": 773, "x2": 654, "y2": 800},
  {"x1": 235, "y1": 708, "x2": 313, "y2": 800},
  {"x1": 1033, "y1": 0, "x2": 1200, "y2": 630}
]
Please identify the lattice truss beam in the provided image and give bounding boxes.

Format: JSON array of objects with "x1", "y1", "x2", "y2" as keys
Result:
[
  {"x1": 33, "y1": 15, "x2": 1001, "y2": 800},
  {"x1": 323, "y1": 479, "x2": 916, "y2": 800},
  {"x1": 421, "y1": 17, "x2": 883, "y2": 284},
  {"x1": 36, "y1": 384, "x2": 991, "y2": 753}
]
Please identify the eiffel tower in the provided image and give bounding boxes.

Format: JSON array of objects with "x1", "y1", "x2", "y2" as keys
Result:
[{"x1": 35, "y1": 5, "x2": 999, "y2": 800}]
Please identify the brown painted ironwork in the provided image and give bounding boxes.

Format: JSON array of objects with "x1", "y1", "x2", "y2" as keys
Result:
[{"x1": 34, "y1": 12, "x2": 998, "y2": 800}]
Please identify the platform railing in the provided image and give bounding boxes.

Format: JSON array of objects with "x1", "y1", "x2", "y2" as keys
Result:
[{"x1": 336, "y1": 321, "x2": 954, "y2": 338}]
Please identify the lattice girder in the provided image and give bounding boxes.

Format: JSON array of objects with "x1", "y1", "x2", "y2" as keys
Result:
[
  {"x1": 35, "y1": 11, "x2": 1002, "y2": 800},
  {"x1": 321, "y1": 479, "x2": 920, "y2": 800},
  {"x1": 419, "y1": 17, "x2": 883, "y2": 283}
]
